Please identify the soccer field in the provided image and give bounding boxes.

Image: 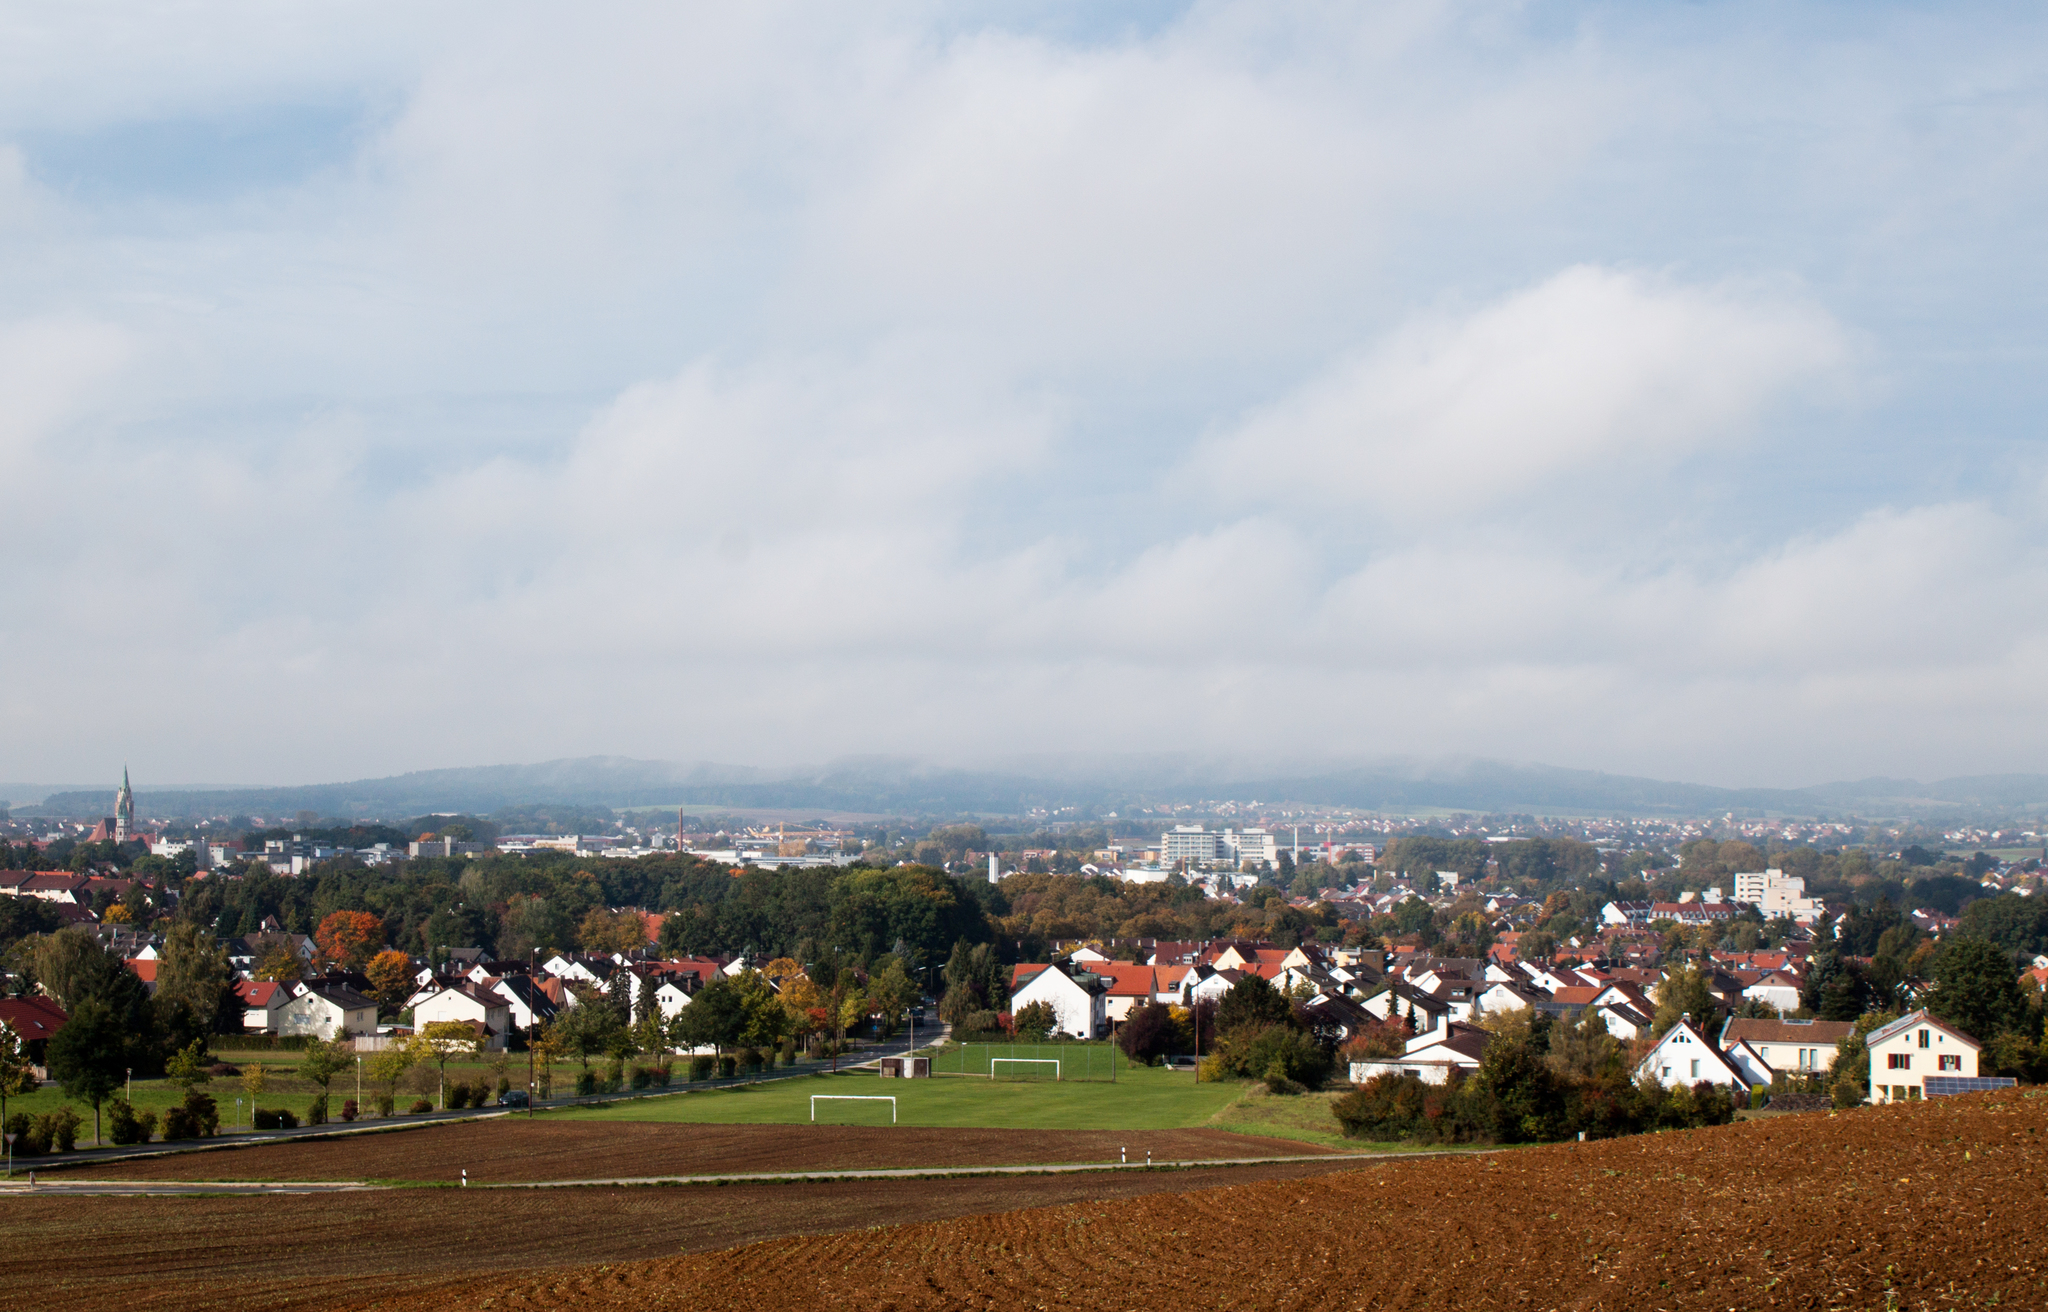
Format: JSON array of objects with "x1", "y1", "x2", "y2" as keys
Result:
[{"x1": 546, "y1": 1062, "x2": 1247, "y2": 1130}]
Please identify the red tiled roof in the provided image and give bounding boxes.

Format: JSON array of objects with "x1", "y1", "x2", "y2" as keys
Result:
[{"x1": 0, "y1": 996, "x2": 68, "y2": 1039}]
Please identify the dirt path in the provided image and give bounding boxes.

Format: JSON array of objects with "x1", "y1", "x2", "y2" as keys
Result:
[{"x1": 53, "y1": 1122, "x2": 1327, "y2": 1183}]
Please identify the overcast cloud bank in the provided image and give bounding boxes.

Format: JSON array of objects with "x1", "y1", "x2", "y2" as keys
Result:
[{"x1": 3, "y1": 1, "x2": 2046, "y2": 790}]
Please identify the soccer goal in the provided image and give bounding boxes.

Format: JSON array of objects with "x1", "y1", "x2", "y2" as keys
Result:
[
  {"x1": 989, "y1": 1058, "x2": 1060, "y2": 1081},
  {"x1": 811, "y1": 1094, "x2": 897, "y2": 1124}
]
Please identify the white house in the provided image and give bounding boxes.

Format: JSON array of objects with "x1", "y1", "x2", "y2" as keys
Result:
[
  {"x1": 278, "y1": 985, "x2": 378, "y2": 1038},
  {"x1": 1349, "y1": 1023, "x2": 1491, "y2": 1086},
  {"x1": 1718, "y1": 1017, "x2": 1853, "y2": 1079},
  {"x1": 1741, "y1": 970, "x2": 1805, "y2": 1014},
  {"x1": 412, "y1": 981, "x2": 514, "y2": 1051},
  {"x1": 1866, "y1": 1010, "x2": 1982, "y2": 1104},
  {"x1": 1009, "y1": 964, "x2": 1107, "y2": 1039},
  {"x1": 1633, "y1": 1017, "x2": 1752, "y2": 1092},
  {"x1": 234, "y1": 979, "x2": 294, "y2": 1034},
  {"x1": 1721, "y1": 1038, "x2": 1774, "y2": 1087}
]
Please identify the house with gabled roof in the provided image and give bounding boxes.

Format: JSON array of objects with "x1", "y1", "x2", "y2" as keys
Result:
[
  {"x1": 1089, "y1": 963, "x2": 1159, "y2": 1024},
  {"x1": 1634, "y1": 1016, "x2": 1753, "y2": 1092},
  {"x1": 1866, "y1": 1010, "x2": 1984, "y2": 1104},
  {"x1": 1349, "y1": 1022, "x2": 1491, "y2": 1086},
  {"x1": 1718, "y1": 1016, "x2": 1853, "y2": 1079},
  {"x1": 234, "y1": 979, "x2": 293, "y2": 1034},
  {"x1": 1009, "y1": 963, "x2": 1107, "y2": 1039},
  {"x1": 0, "y1": 995, "x2": 68, "y2": 1073},
  {"x1": 412, "y1": 980, "x2": 514, "y2": 1050},
  {"x1": 278, "y1": 984, "x2": 377, "y2": 1037}
]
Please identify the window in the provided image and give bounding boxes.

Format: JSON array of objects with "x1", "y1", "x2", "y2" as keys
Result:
[
  {"x1": 1939, "y1": 1054, "x2": 1961, "y2": 1071},
  {"x1": 1919, "y1": 1029, "x2": 1931, "y2": 1049},
  {"x1": 1888, "y1": 1053, "x2": 1911, "y2": 1070},
  {"x1": 1690, "y1": 1059, "x2": 1700, "y2": 1078}
]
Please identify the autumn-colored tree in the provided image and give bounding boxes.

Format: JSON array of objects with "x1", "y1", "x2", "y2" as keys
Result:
[
  {"x1": 577, "y1": 907, "x2": 648, "y2": 957},
  {"x1": 253, "y1": 943, "x2": 305, "y2": 982},
  {"x1": 365, "y1": 949, "x2": 415, "y2": 1013},
  {"x1": 315, "y1": 910, "x2": 385, "y2": 970}
]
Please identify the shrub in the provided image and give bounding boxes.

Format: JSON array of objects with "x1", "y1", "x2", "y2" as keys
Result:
[
  {"x1": 630, "y1": 1066, "x2": 652, "y2": 1090},
  {"x1": 208, "y1": 1061, "x2": 240, "y2": 1077},
  {"x1": 374, "y1": 1095, "x2": 395, "y2": 1117},
  {"x1": 160, "y1": 1089, "x2": 219, "y2": 1141},
  {"x1": 575, "y1": 1070, "x2": 598, "y2": 1096},
  {"x1": 690, "y1": 1055, "x2": 715, "y2": 1081},
  {"x1": 717, "y1": 1055, "x2": 737, "y2": 1078},
  {"x1": 305, "y1": 1094, "x2": 329, "y2": 1126},
  {"x1": 738, "y1": 1047, "x2": 763, "y2": 1072},
  {"x1": 654, "y1": 1063, "x2": 673, "y2": 1087},
  {"x1": 3, "y1": 1111, "x2": 43, "y2": 1156},
  {"x1": 1013, "y1": 1001, "x2": 1058, "y2": 1040},
  {"x1": 1207, "y1": 1024, "x2": 1333, "y2": 1090},
  {"x1": 408, "y1": 1098, "x2": 433, "y2": 1114},
  {"x1": 1116, "y1": 1002, "x2": 1178, "y2": 1066},
  {"x1": 108, "y1": 1099, "x2": 157, "y2": 1146},
  {"x1": 447, "y1": 1083, "x2": 473, "y2": 1110},
  {"x1": 340, "y1": 1099, "x2": 358, "y2": 1122},
  {"x1": 496, "y1": 1076, "x2": 512, "y2": 1097},
  {"x1": 1831, "y1": 1076, "x2": 1864, "y2": 1109}
]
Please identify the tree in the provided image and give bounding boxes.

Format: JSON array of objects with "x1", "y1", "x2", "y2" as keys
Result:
[
  {"x1": 530, "y1": 1020, "x2": 563, "y2": 1098},
  {"x1": 1216, "y1": 974, "x2": 1293, "y2": 1036},
  {"x1": 46, "y1": 998, "x2": 127, "y2": 1146},
  {"x1": 672, "y1": 975, "x2": 746, "y2": 1054},
  {"x1": 154, "y1": 922, "x2": 235, "y2": 1036},
  {"x1": 578, "y1": 908, "x2": 647, "y2": 957},
  {"x1": 1116, "y1": 1001, "x2": 1177, "y2": 1065},
  {"x1": 315, "y1": 911, "x2": 385, "y2": 971},
  {"x1": 365, "y1": 949, "x2": 414, "y2": 1013},
  {"x1": 367, "y1": 1037, "x2": 420, "y2": 1114},
  {"x1": 164, "y1": 1039, "x2": 212, "y2": 1091},
  {"x1": 420, "y1": 1020, "x2": 481, "y2": 1108},
  {"x1": 1013, "y1": 1000, "x2": 1057, "y2": 1040},
  {"x1": 253, "y1": 943, "x2": 305, "y2": 982},
  {"x1": 298, "y1": 1036, "x2": 350, "y2": 1123},
  {"x1": 734, "y1": 970, "x2": 793, "y2": 1050},
  {"x1": 0, "y1": 1026, "x2": 33, "y2": 1133},
  {"x1": 1651, "y1": 964, "x2": 1716, "y2": 1037},
  {"x1": 1928, "y1": 937, "x2": 2029, "y2": 1042},
  {"x1": 939, "y1": 941, "x2": 1010, "y2": 1024},
  {"x1": 866, "y1": 960, "x2": 916, "y2": 1035}
]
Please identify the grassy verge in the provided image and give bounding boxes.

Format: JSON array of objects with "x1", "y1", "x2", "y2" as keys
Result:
[{"x1": 1203, "y1": 1085, "x2": 1450, "y2": 1153}]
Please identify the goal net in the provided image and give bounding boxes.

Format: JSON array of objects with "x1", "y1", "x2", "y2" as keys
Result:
[
  {"x1": 989, "y1": 1058, "x2": 1061, "y2": 1082},
  {"x1": 810, "y1": 1094, "x2": 897, "y2": 1124}
]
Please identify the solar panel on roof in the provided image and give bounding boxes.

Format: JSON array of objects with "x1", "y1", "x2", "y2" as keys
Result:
[{"x1": 1924, "y1": 1076, "x2": 2017, "y2": 1097}]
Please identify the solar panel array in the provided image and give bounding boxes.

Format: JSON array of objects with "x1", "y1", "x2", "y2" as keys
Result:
[{"x1": 1924, "y1": 1076, "x2": 2017, "y2": 1098}]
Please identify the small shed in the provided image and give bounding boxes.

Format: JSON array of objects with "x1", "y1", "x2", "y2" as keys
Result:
[{"x1": 878, "y1": 1056, "x2": 930, "y2": 1078}]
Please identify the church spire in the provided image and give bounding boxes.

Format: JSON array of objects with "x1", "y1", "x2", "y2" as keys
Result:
[{"x1": 115, "y1": 766, "x2": 135, "y2": 841}]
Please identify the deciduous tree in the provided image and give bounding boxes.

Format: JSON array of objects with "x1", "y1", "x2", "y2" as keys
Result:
[{"x1": 315, "y1": 910, "x2": 385, "y2": 971}]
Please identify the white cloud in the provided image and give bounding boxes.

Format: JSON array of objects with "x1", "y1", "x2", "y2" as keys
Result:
[{"x1": 1194, "y1": 266, "x2": 1850, "y2": 516}]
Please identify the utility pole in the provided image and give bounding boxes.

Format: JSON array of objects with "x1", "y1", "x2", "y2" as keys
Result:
[{"x1": 529, "y1": 947, "x2": 538, "y2": 1116}]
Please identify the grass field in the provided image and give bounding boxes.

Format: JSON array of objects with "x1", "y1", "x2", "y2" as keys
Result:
[{"x1": 551, "y1": 1060, "x2": 1249, "y2": 1131}]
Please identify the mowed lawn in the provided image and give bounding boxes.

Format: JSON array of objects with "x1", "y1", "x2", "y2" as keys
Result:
[{"x1": 549, "y1": 1064, "x2": 1249, "y2": 1131}]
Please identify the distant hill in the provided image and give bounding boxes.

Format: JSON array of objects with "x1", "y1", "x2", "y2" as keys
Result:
[{"x1": 16, "y1": 755, "x2": 2048, "y2": 822}]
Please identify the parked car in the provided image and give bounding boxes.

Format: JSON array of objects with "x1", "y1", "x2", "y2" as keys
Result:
[{"x1": 497, "y1": 1090, "x2": 530, "y2": 1108}]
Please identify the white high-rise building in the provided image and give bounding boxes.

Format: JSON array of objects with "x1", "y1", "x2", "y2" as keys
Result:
[
  {"x1": 1733, "y1": 869, "x2": 1824, "y2": 924},
  {"x1": 1160, "y1": 826, "x2": 1219, "y2": 866},
  {"x1": 1220, "y1": 828, "x2": 1280, "y2": 870}
]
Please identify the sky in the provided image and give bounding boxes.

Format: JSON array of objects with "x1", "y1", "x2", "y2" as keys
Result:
[{"x1": 3, "y1": 1, "x2": 2047, "y2": 792}]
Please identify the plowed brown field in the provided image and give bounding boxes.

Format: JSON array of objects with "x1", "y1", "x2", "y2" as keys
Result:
[
  {"x1": 0, "y1": 1159, "x2": 1360, "y2": 1311},
  {"x1": 350, "y1": 1089, "x2": 2048, "y2": 1312},
  {"x1": 56, "y1": 1123, "x2": 1327, "y2": 1182}
]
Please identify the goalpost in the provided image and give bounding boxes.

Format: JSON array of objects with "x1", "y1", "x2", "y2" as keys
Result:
[
  {"x1": 811, "y1": 1095, "x2": 897, "y2": 1124},
  {"x1": 989, "y1": 1058, "x2": 1061, "y2": 1081}
]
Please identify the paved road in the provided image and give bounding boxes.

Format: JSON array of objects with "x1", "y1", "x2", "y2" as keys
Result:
[
  {"x1": 494, "y1": 1148, "x2": 1474, "y2": 1189},
  {"x1": 0, "y1": 1178, "x2": 377, "y2": 1196}
]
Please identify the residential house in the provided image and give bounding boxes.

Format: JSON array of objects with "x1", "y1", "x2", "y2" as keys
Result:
[
  {"x1": 277, "y1": 984, "x2": 378, "y2": 1037},
  {"x1": 1361, "y1": 982, "x2": 1449, "y2": 1038},
  {"x1": 1633, "y1": 1017, "x2": 1752, "y2": 1092},
  {"x1": 1349, "y1": 1022, "x2": 1491, "y2": 1085},
  {"x1": 1090, "y1": 963, "x2": 1160, "y2": 1024},
  {"x1": 1866, "y1": 1010, "x2": 1983, "y2": 1104},
  {"x1": 0, "y1": 996, "x2": 68, "y2": 1074},
  {"x1": 413, "y1": 981, "x2": 515, "y2": 1050},
  {"x1": 1718, "y1": 1017, "x2": 1853, "y2": 1079},
  {"x1": 234, "y1": 979, "x2": 294, "y2": 1034},
  {"x1": 1009, "y1": 963, "x2": 1107, "y2": 1039}
]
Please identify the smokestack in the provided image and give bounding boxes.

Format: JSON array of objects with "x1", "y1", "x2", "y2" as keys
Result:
[{"x1": 989, "y1": 852, "x2": 999, "y2": 884}]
